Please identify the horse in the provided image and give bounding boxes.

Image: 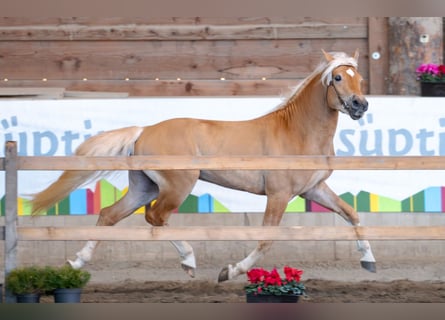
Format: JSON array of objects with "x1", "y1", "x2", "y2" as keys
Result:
[{"x1": 30, "y1": 49, "x2": 376, "y2": 282}]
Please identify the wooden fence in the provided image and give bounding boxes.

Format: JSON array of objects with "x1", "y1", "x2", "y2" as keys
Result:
[{"x1": 2, "y1": 140, "x2": 445, "y2": 301}]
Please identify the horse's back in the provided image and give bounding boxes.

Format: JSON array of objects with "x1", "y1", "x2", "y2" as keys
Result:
[{"x1": 134, "y1": 117, "x2": 268, "y2": 156}]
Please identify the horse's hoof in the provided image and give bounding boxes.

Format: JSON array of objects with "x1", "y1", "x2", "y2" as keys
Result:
[
  {"x1": 218, "y1": 266, "x2": 229, "y2": 282},
  {"x1": 361, "y1": 261, "x2": 377, "y2": 273},
  {"x1": 181, "y1": 263, "x2": 196, "y2": 278},
  {"x1": 67, "y1": 258, "x2": 84, "y2": 269}
]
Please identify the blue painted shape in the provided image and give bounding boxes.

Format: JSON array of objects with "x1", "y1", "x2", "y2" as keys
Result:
[
  {"x1": 69, "y1": 189, "x2": 87, "y2": 215},
  {"x1": 424, "y1": 187, "x2": 442, "y2": 212},
  {"x1": 198, "y1": 194, "x2": 213, "y2": 213}
]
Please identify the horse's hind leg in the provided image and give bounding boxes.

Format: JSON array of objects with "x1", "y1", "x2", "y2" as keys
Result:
[
  {"x1": 302, "y1": 181, "x2": 376, "y2": 273},
  {"x1": 144, "y1": 170, "x2": 200, "y2": 277},
  {"x1": 68, "y1": 170, "x2": 158, "y2": 269}
]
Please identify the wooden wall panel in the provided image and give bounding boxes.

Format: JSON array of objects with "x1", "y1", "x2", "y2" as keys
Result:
[
  {"x1": 368, "y1": 17, "x2": 389, "y2": 94},
  {"x1": 0, "y1": 79, "x2": 299, "y2": 96},
  {"x1": 0, "y1": 17, "x2": 371, "y2": 96},
  {"x1": 0, "y1": 24, "x2": 366, "y2": 41},
  {"x1": 0, "y1": 40, "x2": 368, "y2": 80},
  {"x1": 0, "y1": 17, "x2": 368, "y2": 27}
]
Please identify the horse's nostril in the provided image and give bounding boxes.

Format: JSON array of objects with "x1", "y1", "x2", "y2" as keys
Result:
[
  {"x1": 352, "y1": 97, "x2": 368, "y2": 111},
  {"x1": 363, "y1": 99, "x2": 369, "y2": 111}
]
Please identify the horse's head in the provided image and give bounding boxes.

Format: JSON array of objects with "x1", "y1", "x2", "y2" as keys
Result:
[{"x1": 322, "y1": 50, "x2": 368, "y2": 120}]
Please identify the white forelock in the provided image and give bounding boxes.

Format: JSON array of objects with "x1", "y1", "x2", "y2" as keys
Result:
[{"x1": 320, "y1": 52, "x2": 358, "y2": 86}]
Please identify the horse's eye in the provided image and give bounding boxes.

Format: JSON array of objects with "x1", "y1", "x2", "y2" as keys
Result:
[{"x1": 334, "y1": 75, "x2": 342, "y2": 82}]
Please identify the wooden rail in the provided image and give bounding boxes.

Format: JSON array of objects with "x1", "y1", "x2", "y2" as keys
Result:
[
  {"x1": 7, "y1": 226, "x2": 445, "y2": 241},
  {"x1": 3, "y1": 154, "x2": 445, "y2": 171}
]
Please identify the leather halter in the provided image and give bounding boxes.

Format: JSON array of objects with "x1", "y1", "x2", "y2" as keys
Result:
[{"x1": 328, "y1": 79, "x2": 349, "y2": 111}]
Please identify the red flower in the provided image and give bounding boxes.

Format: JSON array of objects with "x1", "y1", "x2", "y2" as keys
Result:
[
  {"x1": 245, "y1": 266, "x2": 305, "y2": 296},
  {"x1": 284, "y1": 265, "x2": 303, "y2": 282},
  {"x1": 247, "y1": 268, "x2": 267, "y2": 283},
  {"x1": 264, "y1": 268, "x2": 282, "y2": 286},
  {"x1": 439, "y1": 65, "x2": 445, "y2": 75}
]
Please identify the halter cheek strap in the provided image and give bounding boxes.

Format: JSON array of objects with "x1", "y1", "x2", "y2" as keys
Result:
[{"x1": 327, "y1": 80, "x2": 349, "y2": 110}]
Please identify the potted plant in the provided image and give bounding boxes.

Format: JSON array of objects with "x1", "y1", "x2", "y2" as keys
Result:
[
  {"x1": 244, "y1": 266, "x2": 306, "y2": 303},
  {"x1": 416, "y1": 63, "x2": 445, "y2": 96},
  {"x1": 45, "y1": 265, "x2": 91, "y2": 303},
  {"x1": 5, "y1": 266, "x2": 47, "y2": 303}
]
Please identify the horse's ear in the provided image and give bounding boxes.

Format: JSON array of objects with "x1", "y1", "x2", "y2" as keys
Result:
[
  {"x1": 353, "y1": 49, "x2": 359, "y2": 61},
  {"x1": 322, "y1": 49, "x2": 334, "y2": 62}
]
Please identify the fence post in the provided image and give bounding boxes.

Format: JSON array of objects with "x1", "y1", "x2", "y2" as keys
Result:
[{"x1": 4, "y1": 141, "x2": 18, "y2": 303}]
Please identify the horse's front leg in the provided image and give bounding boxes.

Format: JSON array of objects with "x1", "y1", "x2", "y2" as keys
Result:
[
  {"x1": 218, "y1": 193, "x2": 290, "y2": 282},
  {"x1": 303, "y1": 182, "x2": 376, "y2": 273}
]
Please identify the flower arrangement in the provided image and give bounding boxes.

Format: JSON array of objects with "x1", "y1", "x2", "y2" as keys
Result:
[
  {"x1": 416, "y1": 63, "x2": 445, "y2": 82},
  {"x1": 244, "y1": 266, "x2": 305, "y2": 296}
]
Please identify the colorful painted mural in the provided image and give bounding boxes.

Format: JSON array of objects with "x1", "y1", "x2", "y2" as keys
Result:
[{"x1": 2, "y1": 179, "x2": 445, "y2": 216}]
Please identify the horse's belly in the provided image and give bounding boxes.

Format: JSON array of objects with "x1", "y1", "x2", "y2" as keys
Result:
[
  {"x1": 199, "y1": 169, "x2": 331, "y2": 196},
  {"x1": 199, "y1": 170, "x2": 266, "y2": 195},
  {"x1": 292, "y1": 170, "x2": 332, "y2": 194}
]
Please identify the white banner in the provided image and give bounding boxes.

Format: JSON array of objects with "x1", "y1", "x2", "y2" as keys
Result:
[{"x1": 1, "y1": 96, "x2": 444, "y2": 212}]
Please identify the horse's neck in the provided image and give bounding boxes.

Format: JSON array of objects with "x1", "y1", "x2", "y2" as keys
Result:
[
  {"x1": 287, "y1": 77, "x2": 337, "y2": 128},
  {"x1": 272, "y1": 76, "x2": 339, "y2": 152}
]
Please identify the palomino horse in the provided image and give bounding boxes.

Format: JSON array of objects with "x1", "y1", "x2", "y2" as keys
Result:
[{"x1": 31, "y1": 50, "x2": 376, "y2": 282}]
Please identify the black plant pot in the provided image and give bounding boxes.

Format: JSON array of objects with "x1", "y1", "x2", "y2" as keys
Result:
[
  {"x1": 53, "y1": 288, "x2": 82, "y2": 303},
  {"x1": 420, "y1": 82, "x2": 445, "y2": 97},
  {"x1": 16, "y1": 293, "x2": 41, "y2": 303},
  {"x1": 246, "y1": 293, "x2": 300, "y2": 303}
]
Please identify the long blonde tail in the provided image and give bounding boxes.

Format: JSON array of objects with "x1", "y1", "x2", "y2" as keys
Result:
[{"x1": 30, "y1": 126, "x2": 144, "y2": 215}]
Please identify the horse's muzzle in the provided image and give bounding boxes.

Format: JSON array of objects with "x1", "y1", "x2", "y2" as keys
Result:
[{"x1": 347, "y1": 95, "x2": 368, "y2": 120}]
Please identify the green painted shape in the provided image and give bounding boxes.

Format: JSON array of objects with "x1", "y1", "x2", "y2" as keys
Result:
[
  {"x1": 285, "y1": 196, "x2": 305, "y2": 212},
  {"x1": 412, "y1": 191, "x2": 425, "y2": 212},
  {"x1": 178, "y1": 195, "x2": 198, "y2": 213},
  {"x1": 213, "y1": 198, "x2": 229, "y2": 212},
  {"x1": 0, "y1": 195, "x2": 4, "y2": 216},
  {"x1": 58, "y1": 197, "x2": 70, "y2": 215},
  {"x1": 21, "y1": 199, "x2": 33, "y2": 216},
  {"x1": 115, "y1": 187, "x2": 123, "y2": 200},
  {"x1": 376, "y1": 195, "x2": 401, "y2": 212},
  {"x1": 100, "y1": 180, "x2": 118, "y2": 209},
  {"x1": 356, "y1": 191, "x2": 370, "y2": 212},
  {"x1": 47, "y1": 206, "x2": 56, "y2": 216},
  {"x1": 401, "y1": 197, "x2": 412, "y2": 212},
  {"x1": 340, "y1": 192, "x2": 355, "y2": 209}
]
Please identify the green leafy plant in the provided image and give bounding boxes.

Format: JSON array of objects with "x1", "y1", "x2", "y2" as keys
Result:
[
  {"x1": 244, "y1": 266, "x2": 305, "y2": 296},
  {"x1": 6, "y1": 266, "x2": 47, "y2": 295},
  {"x1": 44, "y1": 265, "x2": 91, "y2": 291}
]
